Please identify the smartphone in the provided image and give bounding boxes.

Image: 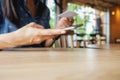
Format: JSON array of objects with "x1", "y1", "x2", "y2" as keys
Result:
[{"x1": 63, "y1": 24, "x2": 83, "y2": 31}]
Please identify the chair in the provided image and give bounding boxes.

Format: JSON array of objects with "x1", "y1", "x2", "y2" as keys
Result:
[
  {"x1": 75, "y1": 33, "x2": 86, "y2": 48},
  {"x1": 96, "y1": 34, "x2": 106, "y2": 45},
  {"x1": 54, "y1": 30, "x2": 75, "y2": 48}
]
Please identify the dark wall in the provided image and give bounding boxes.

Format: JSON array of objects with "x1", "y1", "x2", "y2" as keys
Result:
[{"x1": 110, "y1": 6, "x2": 120, "y2": 43}]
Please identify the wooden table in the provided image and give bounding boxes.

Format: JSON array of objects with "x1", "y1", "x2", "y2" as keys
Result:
[{"x1": 0, "y1": 48, "x2": 120, "y2": 80}]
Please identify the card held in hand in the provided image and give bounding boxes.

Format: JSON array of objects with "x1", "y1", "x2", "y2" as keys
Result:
[{"x1": 58, "y1": 10, "x2": 78, "y2": 18}]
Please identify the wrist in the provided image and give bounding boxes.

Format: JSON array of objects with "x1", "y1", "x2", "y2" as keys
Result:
[
  {"x1": 6, "y1": 32, "x2": 20, "y2": 48},
  {"x1": 0, "y1": 32, "x2": 18, "y2": 49}
]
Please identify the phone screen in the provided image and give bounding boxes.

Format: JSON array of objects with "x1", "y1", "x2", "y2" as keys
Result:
[{"x1": 62, "y1": 24, "x2": 83, "y2": 31}]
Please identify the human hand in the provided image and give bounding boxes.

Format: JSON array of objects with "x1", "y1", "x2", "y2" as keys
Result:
[
  {"x1": 56, "y1": 17, "x2": 74, "y2": 29},
  {"x1": 13, "y1": 22, "x2": 66, "y2": 46}
]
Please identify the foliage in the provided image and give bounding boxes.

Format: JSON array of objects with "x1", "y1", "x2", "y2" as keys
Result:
[
  {"x1": 47, "y1": 1, "x2": 96, "y2": 40},
  {"x1": 67, "y1": 3, "x2": 96, "y2": 39}
]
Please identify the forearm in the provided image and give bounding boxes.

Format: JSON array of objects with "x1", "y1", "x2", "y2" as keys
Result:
[
  {"x1": 0, "y1": 32, "x2": 18, "y2": 49},
  {"x1": 0, "y1": 31, "x2": 26, "y2": 49}
]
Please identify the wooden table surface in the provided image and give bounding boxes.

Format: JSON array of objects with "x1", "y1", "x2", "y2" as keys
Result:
[{"x1": 0, "y1": 47, "x2": 120, "y2": 80}]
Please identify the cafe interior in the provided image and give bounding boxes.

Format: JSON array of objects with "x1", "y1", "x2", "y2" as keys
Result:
[
  {"x1": 0, "y1": 0, "x2": 120, "y2": 80},
  {"x1": 44, "y1": 0, "x2": 120, "y2": 49}
]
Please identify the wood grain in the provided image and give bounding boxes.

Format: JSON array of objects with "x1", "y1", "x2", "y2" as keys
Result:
[{"x1": 0, "y1": 46, "x2": 120, "y2": 80}]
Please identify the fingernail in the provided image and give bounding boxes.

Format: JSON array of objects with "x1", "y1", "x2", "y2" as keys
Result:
[{"x1": 61, "y1": 31, "x2": 66, "y2": 34}]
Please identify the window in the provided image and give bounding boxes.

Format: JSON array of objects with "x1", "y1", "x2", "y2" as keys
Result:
[
  {"x1": 46, "y1": 0, "x2": 56, "y2": 28},
  {"x1": 67, "y1": 3, "x2": 96, "y2": 40}
]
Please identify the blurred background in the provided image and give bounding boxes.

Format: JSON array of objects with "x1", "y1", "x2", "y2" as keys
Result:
[{"x1": 41, "y1": 0, "x2": 120, "y2": 48}]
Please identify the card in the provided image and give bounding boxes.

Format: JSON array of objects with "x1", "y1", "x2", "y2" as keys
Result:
[{"x1": 58, "y1": 10, "x2": 78, "y2": 18}]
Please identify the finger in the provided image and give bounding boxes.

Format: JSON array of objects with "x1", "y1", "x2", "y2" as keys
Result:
[
  {"x1": 56, "y1": 17, "x2": 71, "y2": 28},
  {"x1": 61, "y1": 17, "x2": 74, "y2": 26},
  {"x1": 67, "y1": 18, "x2": 74, "y2": 25},
  {"x1": 46, "y1": 29, "x2": 66, "y2": 35},
  {"x1": 38, "y1": 29, "x2": 66, "y2": 36},
  {"x1": 68, "y1": 18, "x2": 74, "y2": 22}
]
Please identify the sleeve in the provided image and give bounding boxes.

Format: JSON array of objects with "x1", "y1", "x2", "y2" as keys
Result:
[
  {"x1": 0, "y1": 1, "x2": 4, "y2": 24},
  {"x1": 35, "y1": 5, "x2": 50, "y2": 29}
]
